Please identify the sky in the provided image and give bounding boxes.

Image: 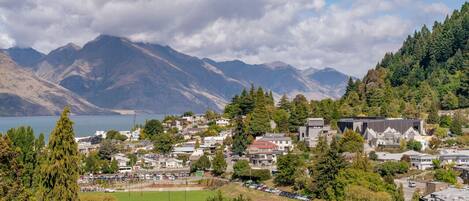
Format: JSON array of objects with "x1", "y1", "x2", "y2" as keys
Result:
[{"x1": 0, "y1": 0, "x2": 465, "y2": 76}]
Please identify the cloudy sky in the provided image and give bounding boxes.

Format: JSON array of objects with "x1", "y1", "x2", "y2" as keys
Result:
[{"x1": 0, "y1": 0, "x2": 464, "y2": 76}]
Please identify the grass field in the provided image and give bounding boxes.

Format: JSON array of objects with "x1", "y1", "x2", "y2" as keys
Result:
[
  {"x1": 80, "y1": 191, "x2": 214, "y2": 201},
  {"x1": 80, "y1": 183, "x2": 295, "y2": 201}
]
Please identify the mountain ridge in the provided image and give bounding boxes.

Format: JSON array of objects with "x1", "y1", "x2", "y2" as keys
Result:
[{"x1": 2, "y1": 34, "x2": 354, "y2": 115}]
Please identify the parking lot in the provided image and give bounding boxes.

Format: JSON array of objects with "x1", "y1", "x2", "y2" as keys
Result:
[{"x1": 244, "y1": 181, "x2": 310, "y2": 201}]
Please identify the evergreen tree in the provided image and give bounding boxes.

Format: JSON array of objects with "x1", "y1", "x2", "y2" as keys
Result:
[
  {"x1": 274, "y1": 153, "x2": 303, "y2": 185},
  {"x1": 313, "y1": 137, "x2": 347, "y2": 200},
  {"x1": 153, "y1": 132, "x2": 174, "y2": 154},
  {"x1": 6, "y1": 126, "x2": 38, "y2": 189},
  {"x1": 248, "y1": 104, "x2": 270, "y2": 136},
  {"x1": 143, "y1": 119, "x2": 164, "y2": 139},
  {"x1": 338, "y1": 130, "x2": 364, "y2": 153},
  {"x1": 450, "y1": 112, "x2": 463, "y2": 135},
  {"x1": 427, "y1": 103, "x2": 440, "y2": 124},
  {"x1": 0, "y1": 135, "x2": 34, "y2": 200},
  {"x1": 278, "y1": 94, "x2": 291, "y2": 112},
  {"x1": 40, "y1": 107, "x2": 80, "y2": 201},
  {"x1": 212, "y1": 150, "x2": 227, "y2": 176},
  {"x1": 232, "y1": 117, "x2": 248, "y2": 156}
]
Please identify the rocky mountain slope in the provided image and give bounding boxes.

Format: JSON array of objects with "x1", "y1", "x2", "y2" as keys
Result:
[
  {"x1": 4, "y1": 35, "x2": 354, "y2": 114},
  {"x1": 0, "y1": 52, "x2": 113, "y2": 116}
]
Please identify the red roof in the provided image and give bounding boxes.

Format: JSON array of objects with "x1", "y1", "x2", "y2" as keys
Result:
[{"x1": 249, "y1": 140, "x2": 278, "y2": 150}]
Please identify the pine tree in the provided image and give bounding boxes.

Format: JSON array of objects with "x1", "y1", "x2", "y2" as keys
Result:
[
  {"x1": 313, "y1": 137, "x2": 347, "y2": 199},
  {"x1": 427, "y1": 103, "x2": 440, "y2": 124},
  {"x1": 40, "y1": 107, "x2": 80, "y2": 201},
  {"x1": 450, "y1": 112, "x2": 463, "y2": 135},
  {"x1": 212, "y1": 150, "x2": 227, "y2": 176},
  {"x1": 232, "y1": 116, "x2": 248, "y2": 156}
]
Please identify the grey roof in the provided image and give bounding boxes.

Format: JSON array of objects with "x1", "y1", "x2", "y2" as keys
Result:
[
  {"x1": 423, "y1": 187, "x2": 469, "y2": 200},
  {"x1": 338, "y1": 118, "x2": 422, "y2": 134}
]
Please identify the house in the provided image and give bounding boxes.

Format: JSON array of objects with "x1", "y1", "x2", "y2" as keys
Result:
[
  {"x1": 203, "y1": 136, "x2": 226, "y2": 147},
  {"x1": 375, "y1": 150, "x2": 421, "y2": 162},
  {"x1": 173, "y1": 145, "x2": 195, "y2": 155},
  {"x1": 77, "y1": 142, "x2": 99, "y2": 155},
  {"x1": 113, "y1": 154, "x2": 131, "y2": 167},
  {"x1": 247, "y1": 140, "x2": 282, "y2": 167},
  {"x1": 256, "y1": 133, "x2": 293, "y2": 152},
  {"x1": 410, "y1": 154, "x2": 437, "y2": 170},
  {"x1": 439, "y1": 149, "x2": 469, "y2": 166},
  {"x1": 160, "y1": 158, "x2": 184, "y2": 169},
  {"x1": 298, "y1": 118, "x2": 330, "y2": 147},
  {"x1": 338, "y1": 117, "x2": 424, "y2": 135},
  {"x1": 422, "y1": 186, "x2": 469, "y2": 201},
  {"x1": 365, "y1": 127, "x2": 427, "y2": 149},
  {"x1": 215, "y1": 118, "x2": 230, "y2": 126}
]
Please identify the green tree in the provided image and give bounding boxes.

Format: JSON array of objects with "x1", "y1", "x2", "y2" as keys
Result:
[
  {"x1": 110, "y1": 159, "x2": 119, "y2": 173},
  {"x1": 411, "y1": 189, "x2": 421, "y2": 201},
  {"x1": 272, "y1": 109, "x2": 289, "y2": 132},
  {"x1": 6, "y1": 126, "x2": 38, "y2": 189},
  {"x1": 233, "y1": 160, "x2": 250, "y2": 179},
  {"x1": 338, "y1": 130, "x2": 364, "y2": 153},
  {"x1": 288, "y1": 94, "x2": 310, "y2": 132},
  {"x1": 40, "y1": 107, "x2": 80, "y2": 201},
  {"x1": 375, "y1": 161, "x2": 409, "y2": 177},
  {"x1": 369, "y1": 151, "x2": 378, "y2": 161},
  {"x1": 313, "y1": 137, "x2": 347, "y2": 200},
  {"x1": 274, "y1": 153, "x2": 303, "y2": 185},
  {"x1": 212, "y1": 150, "x2": 227, "y2": 176},
  {"x1": 434, "y1": 126, "x2": 448, "y2": 138},
  {"x1": 406, "y1": 140, "x2": 422, "y2": 151},
  {"x1": 183, "y1": 111, "x2": 194, "y2": 117},
  {"x1": 106, "y1": 130, "x2": 127, "y2": 141},
  {"x1": 98, "y1": 139, "x2": 118, "y2": 160},
  {"x1": 143, "y1": 119, "x2": 164, "y2": 139},
  {"x1": 434, "y1": 168, "x2": 458, "y2": 184},
  {"x1": 153, "y1": 132, "x2": 174, "y2": 154},
  {"x1": 450, "y1": 112, "x2": 463, "y2": 135},
  {"x1": 84, "y1": 151, "x2": 101, "y2": 174},
  {"x1": 0, "y1": 135, "x2": 33, "y2": 200},
  {"x1": 439, "y1": 115, "x2": 452, "y2": 127},
  {"x1": 248, "y1": 104, "x2": 270, "y2": 136},
  {"x1": 427, "y1": 104, "x2": 440, "y2": 124},
  {"x1": 232, "y1": 117, "x2": 248, "y2": 156},
  {"x1": 192, "y1": 154, "x2": 211, "y2": 172}
]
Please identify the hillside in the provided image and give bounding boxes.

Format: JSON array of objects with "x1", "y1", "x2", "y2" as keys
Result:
[
  {"x1": 342, "y1": 3, "x2": 469, "y2": 117},
  {"x1": 0, "y1": 52, "x2": 113, "y2": 116}
]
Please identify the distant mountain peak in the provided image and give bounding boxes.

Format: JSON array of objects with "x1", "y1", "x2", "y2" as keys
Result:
[
  {"x1": 1, "y1": 46, "x2": 44, "y2": 67},
  {"x1": 264, "y1": 61, "x2": 290, "y2": 69}
]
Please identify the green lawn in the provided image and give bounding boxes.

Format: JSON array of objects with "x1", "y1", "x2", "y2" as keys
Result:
[{"x1": 81, "y1": 191, "x2": 214, "y2": 201}]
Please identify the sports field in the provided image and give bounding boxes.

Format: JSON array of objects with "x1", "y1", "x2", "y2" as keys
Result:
[{"x1": 80, "y1": 191, "x2": 214, "y2": 201}]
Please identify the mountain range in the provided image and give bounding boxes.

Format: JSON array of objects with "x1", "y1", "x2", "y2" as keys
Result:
[{"x1": 0, "y1": 35, "x2": 353, "y2": 116}]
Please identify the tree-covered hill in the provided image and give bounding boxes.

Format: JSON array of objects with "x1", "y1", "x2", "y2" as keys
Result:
[{"x1": 342, "y1": 2, "x2": 469, "y2": 117}]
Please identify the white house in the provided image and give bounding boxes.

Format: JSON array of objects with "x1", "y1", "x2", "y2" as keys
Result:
[
  {"x1": 256, "y1": 133, "x2": 293, "y2": 152},
  {"x1": 215, "y1": 118, "x2": 230, "y2": 126},
  {"x1": 410, "y1": 153, "x2": 437, "y2": 170},
  {"x1": 439, "y1": 149, "x2": 469, "y2": 166},
  {"x1": 113, "y1": 154, "x2": 131, "y2": 167}
]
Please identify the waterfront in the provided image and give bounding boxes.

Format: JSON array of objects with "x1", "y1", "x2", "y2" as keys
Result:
[{"x1": 0, "y1": 114, "x2": 165, "y2": 137}]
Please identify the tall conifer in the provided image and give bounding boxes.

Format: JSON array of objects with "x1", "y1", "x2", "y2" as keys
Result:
[{"x1": 40, "y1": 107, "x2": 80, "y2": 201}]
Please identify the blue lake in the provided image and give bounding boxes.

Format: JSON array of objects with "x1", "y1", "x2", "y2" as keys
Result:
[{"x1": 0, "y1": 114, "x2": 164, "y2": 137}]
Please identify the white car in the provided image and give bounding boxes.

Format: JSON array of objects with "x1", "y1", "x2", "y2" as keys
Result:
[{"x1": 104, "y1": 189, "x2": 116, "y2": 193}]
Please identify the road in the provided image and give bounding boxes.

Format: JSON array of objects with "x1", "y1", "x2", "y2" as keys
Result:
[{"x1": 395, "y1": 178, "x2": 425, "y2": 201}]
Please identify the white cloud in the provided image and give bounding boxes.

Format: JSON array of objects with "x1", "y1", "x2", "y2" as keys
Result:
[{"x1": 0, "y1": 0, "x2": 457, "y2": 76}]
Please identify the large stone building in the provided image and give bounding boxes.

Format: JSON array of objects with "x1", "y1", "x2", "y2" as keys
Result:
[
  {"x1": 298, "y1": 118, "x2": 331, "y2": 147},
  {"x1": 338, "y1": 117, "x2": 426, "y2": 148}
]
